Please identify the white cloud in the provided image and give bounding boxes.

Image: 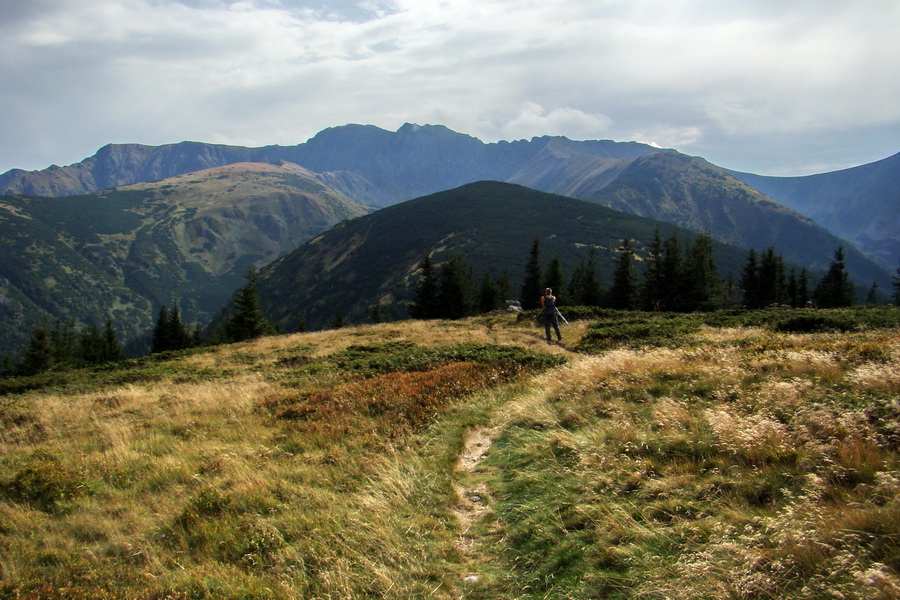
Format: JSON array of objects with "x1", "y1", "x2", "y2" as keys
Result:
[{"x1": 1, "y1": 0, "x2": 899, "y2": 175}]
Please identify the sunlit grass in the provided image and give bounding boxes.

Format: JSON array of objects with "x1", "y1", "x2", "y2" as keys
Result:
[{"x1": 1, "y1": 309, "x2": 898, "y2": 599}]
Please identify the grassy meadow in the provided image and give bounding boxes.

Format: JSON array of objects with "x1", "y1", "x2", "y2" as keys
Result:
[{"x1": 1, "y1": 308, "x2": 898, "y2": 599}]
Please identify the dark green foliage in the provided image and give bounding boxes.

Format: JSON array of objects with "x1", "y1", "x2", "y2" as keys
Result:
[
  {"x1": 409, "y1": 254, "x2": 440, "y2": 319},
  {"x1": 610, "y1": 237, "x2": 637, "y2": 310},
  {"x1": 12, "y1": 318, "x2": 126, "y2": 376},
  {"x1": 544, "y1": 256, "x2": 566, "y2": 300},
  {"x1": 437, "y1": 255, "x2": 476, "y2": 319},
  {"x1": 223, "y1": 269, "x2": 277, "y2": 342},
  {"x1": 772, "y1": 314, "x2": 858, "y2": 333},
  {"x1": 328, "y1": 342, "x2": 565, "y2": 376},
  {"x1": 478, "y1": 269, "x2": 504, "y2": 313},
  {"x1": 578, "y1": 314, "x2": 702, "y2": 352},
  {"x1": 520, "y1": 239, "x2": 544, "y2": 311},
  {"x1": 1, "y1": 452, "x2": 86, "y2": 513},
  {"x1": 813, "y1": 246, "x2": 856, "y2": 307},
  {"x1": 151, "y1": 303, "x2": 192, "y2": 354},
  {"x1": 567, "y1": 249, "x2": 603, "y2": 307},
  {"x1": 641, "y1": 228, "x2": 665, "y2": 311}
]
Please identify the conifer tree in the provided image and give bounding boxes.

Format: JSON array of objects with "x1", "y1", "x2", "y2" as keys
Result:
[
  {"x1": 409, "y1": 254, "x2": 440, "y2": 319},
  {"x1": 660, "y1": 233, "x2": 683, "y2": 311},
  {"x1": 866, "y1": 282, "x2": 880, "y2": 305},
  {"x1": 224, "y1": 268, "x2": 276, "y2": 342},
  {"x1": 812, "y1": 246, "x2": 855, "y2": 308},
  {"x1": 438, "y1": 255, "x2": 475, "y2": 319},
  {"x1": 545, "y1": 256, "x2": 566, "y2": 300},
  {"x1": 681, "y1": 233, "x2": 720, "y2": 311},
  {"x1": 568, "y1": 248, "x2": 603, "y2": 307},
  {"x1": 151, "y1": 305, "x2": 173, "y2": 354},
  {"x1": 20, "y1": 326, "x2": 53, "y2": 376},
  {"x1": 478, "y1": 269, "x2": 502, "y2": 313},
  {"x1": 610, "y1": 237, "x2": 638, "y2": 310},
  {"x1": 758, "y1": 247, "x2": 787, "y2": 306},
  {"x1": 740, "y1": 248, "x2": 761, "y2": 309},
  {"x1": 103, "y1": 318, "x2": 126, "y2": 362},
  {"x1": 641, "y1": 229, "x2": 666, "y2": 311},
  {"x1": 520, "y1": 239, "x2": 544, "y2": 311},
  {"x1": 496, "y1": 269, "x2": 511, "y2": 306}
]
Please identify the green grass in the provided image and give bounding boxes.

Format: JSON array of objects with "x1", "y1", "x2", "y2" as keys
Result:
[{"x1": 1, "y1": 311, "x2": 898, "y2": 598}]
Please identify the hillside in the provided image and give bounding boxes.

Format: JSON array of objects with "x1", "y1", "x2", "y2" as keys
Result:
[
  {"x1": 0, "y1": 162, "x2": 368, "y2": 354},
  {"x1": 728, "y1": 152, "x2": 900, "y2": 272},
  {"x1": 2, "y1": 123, "x2": 894, "y2": 278},
  {"x1": 1, "y1": 308, "x2": 898, "y2": 599},
  {"x1": 253, "y1": 181, "x2": 752, "y2": 331},
  {"x1": 586, "y1": 152, "x2": 890, "y2": 287}
]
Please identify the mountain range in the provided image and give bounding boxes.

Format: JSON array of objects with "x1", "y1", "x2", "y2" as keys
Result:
[
  {"x1": 2, "y1": 123, "x2": 896, "y2": 275},
  {"x1": 0, "y1": 123, "x2": 896, "y2": 354},
  {"x1": 0, "y1": 162, "x2": 367, "y2": 353}
]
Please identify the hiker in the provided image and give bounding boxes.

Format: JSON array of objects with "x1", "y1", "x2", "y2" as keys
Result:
[{"x1": 540, "y1": 288, "x2": 562, "y2": 342}]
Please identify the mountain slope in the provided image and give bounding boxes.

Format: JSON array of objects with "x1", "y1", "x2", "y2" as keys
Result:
[
  {"x1": 255, "y1": 181, "x2": 750, "y2": 331},
  {"x1": 2, "y1": 123, "x2": 894, "y2": 282},
  {"x1": 584, "y1": 152, "x2": 889, "y2": 288},
  {"x1": 728, "y1": 152, "x2": 900, "y2": 271},
  {"x1": 0, "y1": 124, "x2": 663, "y2": 207},
  {"x1": 0, "y1": 162, "x2": 368, "y2": 354}
]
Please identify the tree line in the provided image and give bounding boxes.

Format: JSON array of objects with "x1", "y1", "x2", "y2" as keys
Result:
[
  {"x1": 410, "y1": 231, "x2": 879, "y2": 320},
  {"x1": 1, "y1": 269, "x2": 275, "y2": 377},
  {"x1": 3, "y1": 239, "x2": 898, "y2": 377}
]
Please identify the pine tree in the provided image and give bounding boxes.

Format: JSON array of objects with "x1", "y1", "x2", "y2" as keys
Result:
[
  {"x1": 661, "y1": 233, "x2": 683, "y2": 311},
  {"x1": 568, "y1": 248, "x2": 603, "y2": 307},
  {"x1": 438, "y1": 255, "x2": 475, "y2": 319},
  {"x1": 758, "y1": 247, "x2": 787, "y2": 307},
  {"x1": 681, "y1": 233, "x2": 720, "y2": 311},
  {"x1": 520, "y1": 239, "x2": 544, "y2": 311},
  {"x1": 478, "y1": 269, "x2": 502, "y2": 313},
  {"x1": 812, "y1": 246, "x2": 855, "y2": 308},
  {"x1": 102, "y1": 318, "x2": 126, "y2": 362},
  {"x1": 151, "y1": 305, "x2": 173, "y2": 354},
  {"x1": 20, "y1": 326, "x2": 53, "y2": 376},
  {"x1": 866, "y1": 282, "x2": 879, "y2": 305},
  {"x1": 545, "y1": 256, "x2": 566, "y2": 300},
  {"x1": 740, "y1": 248, "x2": 761, "y2": 309},
  {"x1": 409, "y1": 254, "x2": 440, "y2": 319},
  {"x1": 641, "y1": 229, "x2": 665, "y2": 311},
  {"x1": 610, "y1": 237, "x2": 638, "y2": 310},
  {"x1": 224, "y1": 268, "x2": 276, "y2": 342}
]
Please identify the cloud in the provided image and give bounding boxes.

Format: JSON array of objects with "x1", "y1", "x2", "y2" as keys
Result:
[{"x1": 1, "y1": 0, "x2": 899, "y2": 176}]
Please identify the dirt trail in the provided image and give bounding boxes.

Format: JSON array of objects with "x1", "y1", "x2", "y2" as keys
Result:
[{"x1": 451, "y1": 426, "x2": 498, "y2": 585}]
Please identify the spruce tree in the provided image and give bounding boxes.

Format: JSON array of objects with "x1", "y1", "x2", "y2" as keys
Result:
[
  {"x1": 520, "y1": 239, "x2": 543, "y2": 311},
  {"x1": 478, "y1": 269, "x2": 502, "y2": 313},
  {"x1": 151, "y1": 305, "x2": 172, "y2": 354},
  {"x1": 409, "y1": 254, "x2": 440, "y2": 319},
  {"x1": 610, "y1": 237, "x2": 637, "y2": 310},
  {"x1": 641, "y1": 229, "x2": 665, "y2": 311},
  {"x1": 758, "y1": 247, "x2": 787, "y2": 306},
  {"x1": 438, "y1": 255, "x2": 475, "y2": 319},
  {"x1": 740, "y1": 248, "x2": 761, "y2": 309},
  {"x1": 661, "y1": 233, "x2": 683, "y2": 311},
  {"x1": 812, "y1": 246, "x2": 855, "y2": 308},
  {"x1": 20, "y1": 326, "x2": 53, "y2": 376},
  {"x1": 224, "y1": 268, "x2": 276, "y2": 342},
  {"x1": 545, "y1": 256, "x2": 566, "y2": 300},
  {"x1": 568, "y1": 248, "x2": 603, "y2": 307},
  {"x1": 682, "y1": 233, "x2": 720, "y2": 311}
]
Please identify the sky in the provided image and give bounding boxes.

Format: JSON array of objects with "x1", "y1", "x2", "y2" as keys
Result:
[{"x1": 1, "y1": 0, "x2": 899, "y2": 177}]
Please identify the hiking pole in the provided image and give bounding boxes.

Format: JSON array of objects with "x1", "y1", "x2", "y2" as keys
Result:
[{"x1": 555, "y1": 307, "x2": 569, "y2": 325}]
